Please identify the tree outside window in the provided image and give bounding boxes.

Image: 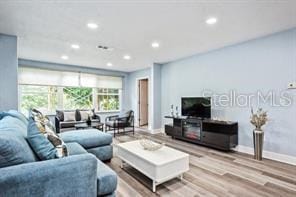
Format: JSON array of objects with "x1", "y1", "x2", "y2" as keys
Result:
[{"x1": 97, "y1": 88, "x2": 120, "y2": 111}]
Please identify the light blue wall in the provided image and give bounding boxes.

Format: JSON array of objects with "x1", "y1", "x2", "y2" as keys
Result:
[
  {"x1": 0, "y1": 34, "x2": 18, "y2": 110},
  {"x1": 161, "y1": 28, "x2": 296, "y2": 157},
  {"x1": 126, "y1": 68, "x2": 151, "y2": 128}
]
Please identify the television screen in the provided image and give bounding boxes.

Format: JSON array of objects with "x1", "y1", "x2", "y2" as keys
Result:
[{"x1": 181, "y1": 97, "x2": 211, "y2": 118}]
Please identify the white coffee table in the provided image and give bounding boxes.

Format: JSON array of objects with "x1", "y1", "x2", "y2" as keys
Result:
[{"x1": 116, "y1": 140, "x2": 189, "y2": 192}]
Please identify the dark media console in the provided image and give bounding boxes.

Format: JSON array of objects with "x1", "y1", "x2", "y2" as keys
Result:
[{"x1": 164, "y1": 116, "x2": 238, "y2": 151}]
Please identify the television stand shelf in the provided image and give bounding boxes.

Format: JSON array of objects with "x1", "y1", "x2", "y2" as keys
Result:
[{"x1": 164, "y1": 116, "x2": 238, "y2": 151}]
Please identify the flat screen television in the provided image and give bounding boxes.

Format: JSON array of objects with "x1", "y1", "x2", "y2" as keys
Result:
[{"x1": 181, "y1": 97, "x2": 211, "y2": 118}]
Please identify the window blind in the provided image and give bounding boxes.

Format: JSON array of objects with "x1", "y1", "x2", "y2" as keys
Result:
[{"x1": 18, "y1": 67, "x2": 123, "y2": 89}]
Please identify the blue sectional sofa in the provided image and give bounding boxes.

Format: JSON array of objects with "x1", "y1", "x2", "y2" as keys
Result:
[{"x1": 0, "y1": 111, "x2": 117, "y2": 197}]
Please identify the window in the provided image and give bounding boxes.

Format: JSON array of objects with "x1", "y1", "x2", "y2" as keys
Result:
[
  {"x1": 18, "y1": 67, "x2": 123, "y2": 115},
  {"x1": 97, "y1": 88, "x2": 120, "y2": 111},
  {"x1": 19, "y1": 85, "x2": 121, "y2": 114},
  {"x1": 63, "y1": 87, "x2": 93, "y2": 110},
  {"x1": 20, "y1": 85, "x2": 58, "y2": 115}
]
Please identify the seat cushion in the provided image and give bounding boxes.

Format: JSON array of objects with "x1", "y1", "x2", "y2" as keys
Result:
[
  {"x1": 97, "y1": 159, "x2": 117, "y2": 196},
  {"x1": 87, "y1": 145, "x2": 113, "y2": 161},
  {"x1": 105, "y1": 120, "x2": 126, "y2": 128},
  {"x1": 60, "y1": 129, "x2": 112, "y2": 149},
  {"x1": 66, "y1": 142, "x2": 88, "y2": 155}
]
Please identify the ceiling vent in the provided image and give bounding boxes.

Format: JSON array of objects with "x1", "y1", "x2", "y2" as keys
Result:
[{"x1": 97, "y1": 45, "x2": 114, "y2": 51}]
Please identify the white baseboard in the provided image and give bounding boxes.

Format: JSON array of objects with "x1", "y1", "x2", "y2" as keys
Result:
[
  {"x1": 151, "y1": 128, "x2": 164, "y2": 134},
  {"x1": 234, "y1": 145, "x2": 296, "y2": 166}
]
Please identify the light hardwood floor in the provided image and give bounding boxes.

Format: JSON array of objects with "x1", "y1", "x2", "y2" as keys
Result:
[{"x1": 106, "y1": 130, "x2": 296, "y2": 197}]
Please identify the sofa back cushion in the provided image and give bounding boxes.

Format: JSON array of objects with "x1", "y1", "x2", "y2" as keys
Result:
[
  {"x1": 63, "y1": 111, "x2": 76, "y2": 122},
  {"x1": 0, "y1": 111, "x2": 28, "y2": 137},
  {"x1": 0, "y1": 111, "x2": 37, "y2": 168},
  {"x1": 56, "y1": 110, "x2": 81, "y2": 122},
  {"x1": 0, "y1": 134, "x2": 37, "y2": 168},
  {"x1": 80, "y1": 111, "x2": 90, "y2": 121}
]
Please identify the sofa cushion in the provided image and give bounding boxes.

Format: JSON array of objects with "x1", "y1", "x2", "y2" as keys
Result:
[
  {"x1": 64, "y1": 111, "x2": 76, "y2": 122},
  {"x1": 0, "y1": 134, "x2": 37, "y2": 168},
  {"x1": 27, "y1": 117, "x2": 57, "y2": 160},
  {"x1": 105, "y1": 120, "x2": 127, "y2": 128},
  {"x1": 66, "y1": 142, "x2": 88, "y2": 155},
  {"x1": 79, "y1": 110, "x2": 90, "y2": 121},
  {"x1": 60, "y1": 129, "x2": 112, "y2": 149},
  {"x1": 0, "y1": 112, "x2": 28, "y2": 137},
  {"x1": 87, "y1": 145, "x2": 113, "y2": 161},
  {"x1": 97, "y1": 159, "x2": 117, "y2": 196},
  {"x1": 31, "y1": 109, "x2": 68, "y2": 158},
  {"x1": 0, "y1": 110, "x2": 28, "y2": 125},
  {"x1": 118, "y1": 110, "x2": 131, "y2": 118}
]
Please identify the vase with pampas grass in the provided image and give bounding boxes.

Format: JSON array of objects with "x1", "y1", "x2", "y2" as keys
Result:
[{"x1": 250, "y1": 108, "x2": 268, "y2": 160}]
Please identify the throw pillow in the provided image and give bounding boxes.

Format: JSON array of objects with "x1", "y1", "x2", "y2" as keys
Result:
[
  {"x1": 27, "y1": 117, "x2": 57, "y2": 160},
  {"x1": 0, "y1": 134, "x2": 37, "y2": 168},
  {"x1": 80, "y1": 111, "x2": 90, "y2": 121},
  {"x1": 30, "y1": 109, "x2": 68, "y2": 158},
  {"x1": 90, "y1": 109, "x2": 97, "y2": 119},
  {"x1": 63, "y1": 111, "x2": 76, "y2": 122}
]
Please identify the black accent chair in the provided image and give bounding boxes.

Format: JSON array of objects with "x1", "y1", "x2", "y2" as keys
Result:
[{"x1": 105, "y1": 110, "x2": 134, "y2": 137}]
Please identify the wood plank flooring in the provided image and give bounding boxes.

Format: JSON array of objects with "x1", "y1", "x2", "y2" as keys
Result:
[{"x1": 106, "y1": 130, "x2": 296, "y2": 197}]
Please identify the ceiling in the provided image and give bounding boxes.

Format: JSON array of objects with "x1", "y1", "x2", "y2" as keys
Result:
[{"x1": 0, "y1": 0, "x2": 296, "y2": 72}]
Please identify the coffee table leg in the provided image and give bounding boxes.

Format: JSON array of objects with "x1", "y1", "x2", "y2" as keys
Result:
[
  {"x1": 120, "y1": 160, "x2": 124, "y2": 169},
  {"x1": 179, "y1": 173, "x2": 183, "y2": 180},
  {"x1": 152, "y1": 181, "x2": 156, "y2": 192}
]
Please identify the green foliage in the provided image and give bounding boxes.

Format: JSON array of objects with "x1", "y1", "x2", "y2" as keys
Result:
[
  {"x1": 63, "y1": 87, "x2": 93, "y2": 109},
  {"x1": 20, "y1": 85, "x2": 120, "y2": 113},
  {"x1": 98, "y1": 95, "x2": 119, "y2": 111},
  {"x1": 20, "y1": 85, "x2": 58, "y2": 114}
]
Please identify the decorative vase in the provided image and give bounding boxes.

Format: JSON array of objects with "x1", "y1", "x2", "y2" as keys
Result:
[
  {"x1": 170, "y1": 105, "x2": 174, "y2": 117},
  {"x1": 253, "y1": 129, "x2": 264, "y2": 160}
]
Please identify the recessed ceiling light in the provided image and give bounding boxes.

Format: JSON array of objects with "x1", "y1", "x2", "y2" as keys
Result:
[
  {"x1": 123, "y1": 55, "x2": 131, "y2": 60},
  {"x1": 151, "y1": 42, "x2": 160, "y2": 48},
  {"x1": 206, "y1": 17, "x2": 217, "y2": 25},
  {"x1": 61, "y1": 55, "x2": 68, "y2": 60},
  {"x1": 107, "y1": 62, "x2": 113, "y2": 67},
  {"x1": 87, "y1": 23, "x2": 98, "y2": 29},
  {"x1": 71, "y1": 44, "x2": 80, "y2": 49}
]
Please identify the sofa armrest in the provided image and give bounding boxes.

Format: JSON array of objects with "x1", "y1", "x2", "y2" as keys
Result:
[
  {"x1": 55, "y1": 116, "x2": 61, "y2": 133},
  {"x1": 0, "y1": 154, "x2": 97, "y2": 197}
]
